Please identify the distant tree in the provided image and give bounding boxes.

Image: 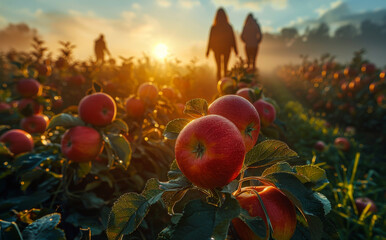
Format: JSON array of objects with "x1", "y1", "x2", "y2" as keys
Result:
[
  {"x1": 306, "y1": 22, "x2": 330, "y2": 42},
  {"x1": 280, "y1": 27, "x2": 299, "y2": 40},
  {"x1": 360, "y1": 19, "x2": 381, "y2": 39},
  {"x1": 334, "y1": 24, "x2": 358, "y2": 39}
]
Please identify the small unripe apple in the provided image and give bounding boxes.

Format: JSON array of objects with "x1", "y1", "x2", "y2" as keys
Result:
[{"x1": 217, "y1": 77, "x2": 236, "y2": 95}]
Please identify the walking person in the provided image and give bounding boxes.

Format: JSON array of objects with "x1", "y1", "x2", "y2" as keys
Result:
[
  {"x1": 206, "y1": 8, "x2": 238, "y2": 81},
  {"x1": 94, "y1": 34, "x2": 111, "y2": 63},
  {"x1": 241, "y1": 14, "x2": 262, "y2": 71}
]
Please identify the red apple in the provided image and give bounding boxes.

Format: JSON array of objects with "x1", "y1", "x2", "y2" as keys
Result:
[
  {"x1": 52, "y1": 97, "x2": 64, "y2": 110},
  {"x1": 236, "y1": 88, "x2": 255, "y2": 103},
  {"x1": 160, "y1": 87, "x2": 177, "y2": 101},
  {"x1": 16, "y1": 78, "x2": 42, "y2": 98},
  {"x1": 20, "y1": 114, "x2": 49, "y2": 134},
  {"x1": 355, "y1": 197, "x2": 377, "y2": 215},
  {"x1": 0, "y1": 102, "x2": 11, "y2": 112},
  {"x1": 137, "y1": 82, "x2": 158, "y2": 105},
  {"x1": 17, "y1": 98, "x2": 43, "y2": 116},
  {"x1": 314, "y1": 141, "x2": 326, "y2": 152},
  {"x1": 78, "y1": 92, "x2": 116, "y2": 127},
  {"x1": 344, "y1": 67, "x2": 358, "y2": 78},
  {"x1": 175, "y1": 115, "x2": 245, "y2": 189},
  {"x1": 36, "y1": 63, "x2": 52, "y2": 77},
  {"x1": 66, "y1": 75, "x2": 86, "y2": 86},
  {"x1": 174, "y1": 103, "x2": 185, "y2": 116},
  {"x1": 61, "y1": 126, "x2": 103, "y2": 162},
  {"x1": 125, "y1": 97, "x2": 146, "y2": 119},
  {"x1": 0, "y1": 129, "x2": 34, "y2": 155},
  {"x1": 208, "y1": 95, "x2": 260, "y2": 152},
  {"x1": 217, "y1": 77, "x2": 236, "y2": 95},
  {"x1": 232, "y1": 186, "x2": 297, "y2": 240},
  {"x1": 253, "y1": 100, "x2": 276, "y2": 127},
  {"x1": 361, "y1": 63, "x2": 376, "y2": 75},
  {"x1": 334, "y1": 137, "x2": 350, "y2": 151}
]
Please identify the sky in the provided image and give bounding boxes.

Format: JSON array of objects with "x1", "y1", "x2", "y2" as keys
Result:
[{"x1": 1, "y1": 0, "x2": 386, "y2": 65}]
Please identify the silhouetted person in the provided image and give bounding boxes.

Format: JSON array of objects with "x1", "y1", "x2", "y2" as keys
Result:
[
  {"x1": 241, "y1": 14, "x2": 262, "y2": 71},
  {"x1": 206, "y1": 8, "x2": 238, "y2": 80},
  {"x1": 94, "y1": 34, "x2": 110, "y2": 63}
]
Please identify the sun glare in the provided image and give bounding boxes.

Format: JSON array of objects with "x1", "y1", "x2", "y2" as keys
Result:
[{"x1": 154, "y1": 43, "x2": 169, "y2": 60}]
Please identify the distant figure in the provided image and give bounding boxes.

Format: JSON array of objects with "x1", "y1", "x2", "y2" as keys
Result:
[
  {"x1": 206, "y1": 8, "x2": 238, "y2": 81},
  {"x1": 241, "y1": 14, "x2": 262, "y2": 71},
  {"x1": 94, "y1": 34, "x2": 110, "y2": 63}
]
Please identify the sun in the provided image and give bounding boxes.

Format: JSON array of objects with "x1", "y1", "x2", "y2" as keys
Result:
[{"x1": 153, "y1": 43, "x2": 169, "y2": 60}]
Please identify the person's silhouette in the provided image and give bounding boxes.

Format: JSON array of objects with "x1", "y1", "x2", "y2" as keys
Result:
[
  {"x1": 94, "y1": 34, "x2": 110, "y2": 63},
  {"x1": 206, "y1": 8, "x2": 238, "y2": 81},
  {"x1": 241, "y1": 14, "x2": 262, "y2": 71}
]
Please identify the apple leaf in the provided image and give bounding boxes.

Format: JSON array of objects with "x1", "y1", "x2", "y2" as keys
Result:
[
  {"x1": 46, "y1": 113, "x2": 84, "y2": 130},
  {"x1": 105, "y1": 119, "x2": 129, "y2": 134},
  {"x1": 212, "y1": 193, "x2": 241, "y2": 240},
  {"x1": 163, "y1": 118, "x2": 190, "y2": 140},
  {"x1": 107, "y1": 193, "x2": 152, "y2": 240},
  {"x1": 295, "y1": 165, "x2": 329, "y2": 191},
  {"x1": 76, "y1": 162, "x2": 92, "y2": 179},
  {"x1": 235, "y1": 209, "x2": 267, "y2": 239},
  {"x1": 261, "y1": 161, "x2": 294, "y2": 176},
  {"x1": 107, "y1": 133, "x2": 132, "y2": 169},
  {"x1": 13, "y1": 151, "x2": 62, "y2": 174},
  {"x1": 244, "y1": 140, "x2": 298, "y2": 169},
  {"x1": 22, "y1": 213, "x2": 65, "y2": 240},
  {"x1": 167, "y1": 160, "x2": 183, "y2": 180},
  {"x1": 162, "y1": 199, "x2": 217, "y2": 240},
  {"x1": 183, "y1": 98, "x2": 208, "y2": 117},
  {"x1": 0, "y1": 142, "x2": 12, "y2": 156},
  {"x1": 106, "y1": 179, "x2": 164, "y2": 240},
  {"x1": 0, "y1": 220, "x2": 23, "y2": 240}
]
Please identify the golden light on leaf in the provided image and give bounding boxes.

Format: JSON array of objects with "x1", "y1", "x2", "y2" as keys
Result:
[{"x1": 154, "y1": 43, "x2": 168, "y2": 60}]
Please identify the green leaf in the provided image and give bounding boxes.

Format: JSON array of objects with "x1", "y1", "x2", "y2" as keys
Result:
[
  {"x1": 261, "y1": 162, "x2": 294, "y2": 176},
  {"x1": 107, "y1": 133, "x2": 132, "y2": 169},
  {"x1": 168, "y1": 199, "x2": 217, "y2": 240},
  {"x1": 141, "y1": 178, "x2": 164, "y2": 204},
  {"x1": 163, "y1": 118, "x2": 190, "y2": 140},
  {"x1": 77, "y1": 162, "x2": 92, "y2": 179},
  {"x1": 212, "y1": 193, "x2": 241, "y2": 240},
  {"x1": 261, "y1": 172, "x2": 328, "y2": 218},
  {"x1": 107, "y1": 185, "x2": 164, "y2": 240},
  {"x1": 159, "y1": 175, "x2": 192, "y2": 191},
  {"x1": 13, "y1": 151, "x2": 62, "y2": 174},
  {"x1": 105, "y1": 119, "x2": 129, "y2": 134},
  {"x1": 0, "y1": 220, "x2": 23, "y2": 240},
  {"x1": 167, "y1": 160, "x2": 183, "y2": 180},
  {"x1": 0, "y1": 142, "x2": 12, "y2": 156},
  {"x1": 162, "y1": 189, "x2": 190, "y2": 215},
  {"x1": 47, "y1": 113, "x2": 84, "y2": 130},
  {"x1": 313, "y1": 192, "x2": 331, "y2": 215},
  {"x1": 244, "y1": 140, "x2": 298, "y2": 169},
  {"x1": 236, "y1": 209, "x2": 267, "y2": 239},
  {"x1": 81, "y1": 192, "x2": 106, "y2": 209},
  {"x1": 22, "y1": 213, "x2": 65, "y2": 240},
  {"x1": 107, "y1": 193, "x2": 148, "y2": 240},
  {"x1": 183, "y1": 98, "x2": 208, "y2": 117},
  {"x1": 295, "y1": 165, "x2": 329, "y2": 190}
]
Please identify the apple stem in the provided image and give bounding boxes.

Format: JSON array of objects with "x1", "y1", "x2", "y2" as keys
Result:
[
  {"x1": 192, "y1": 142, "x2": 205, "y2": 159},
  {"x1": 244, "y1": 123, "x2": 255, "y2": 138}
]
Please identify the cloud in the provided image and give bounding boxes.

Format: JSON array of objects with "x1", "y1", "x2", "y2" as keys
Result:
[
  {"x1": 0, "y1": 23, "x2": 37, "y2": 51},
  {"x1": 178, "y1": 0, "x2": 201, "y2": 9},
  {"x1": 156, "y1": 0, "x2": 172, "y2": 8},
  {"x1": 211, "y1": 0, "x2": 287, "y2": 11},
  {"x1": 132, "y1": 3, "x2": 141, "y2": 10},
  {"x1": 289, "y1": 2, "x2": 386, "y2": 31}
]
